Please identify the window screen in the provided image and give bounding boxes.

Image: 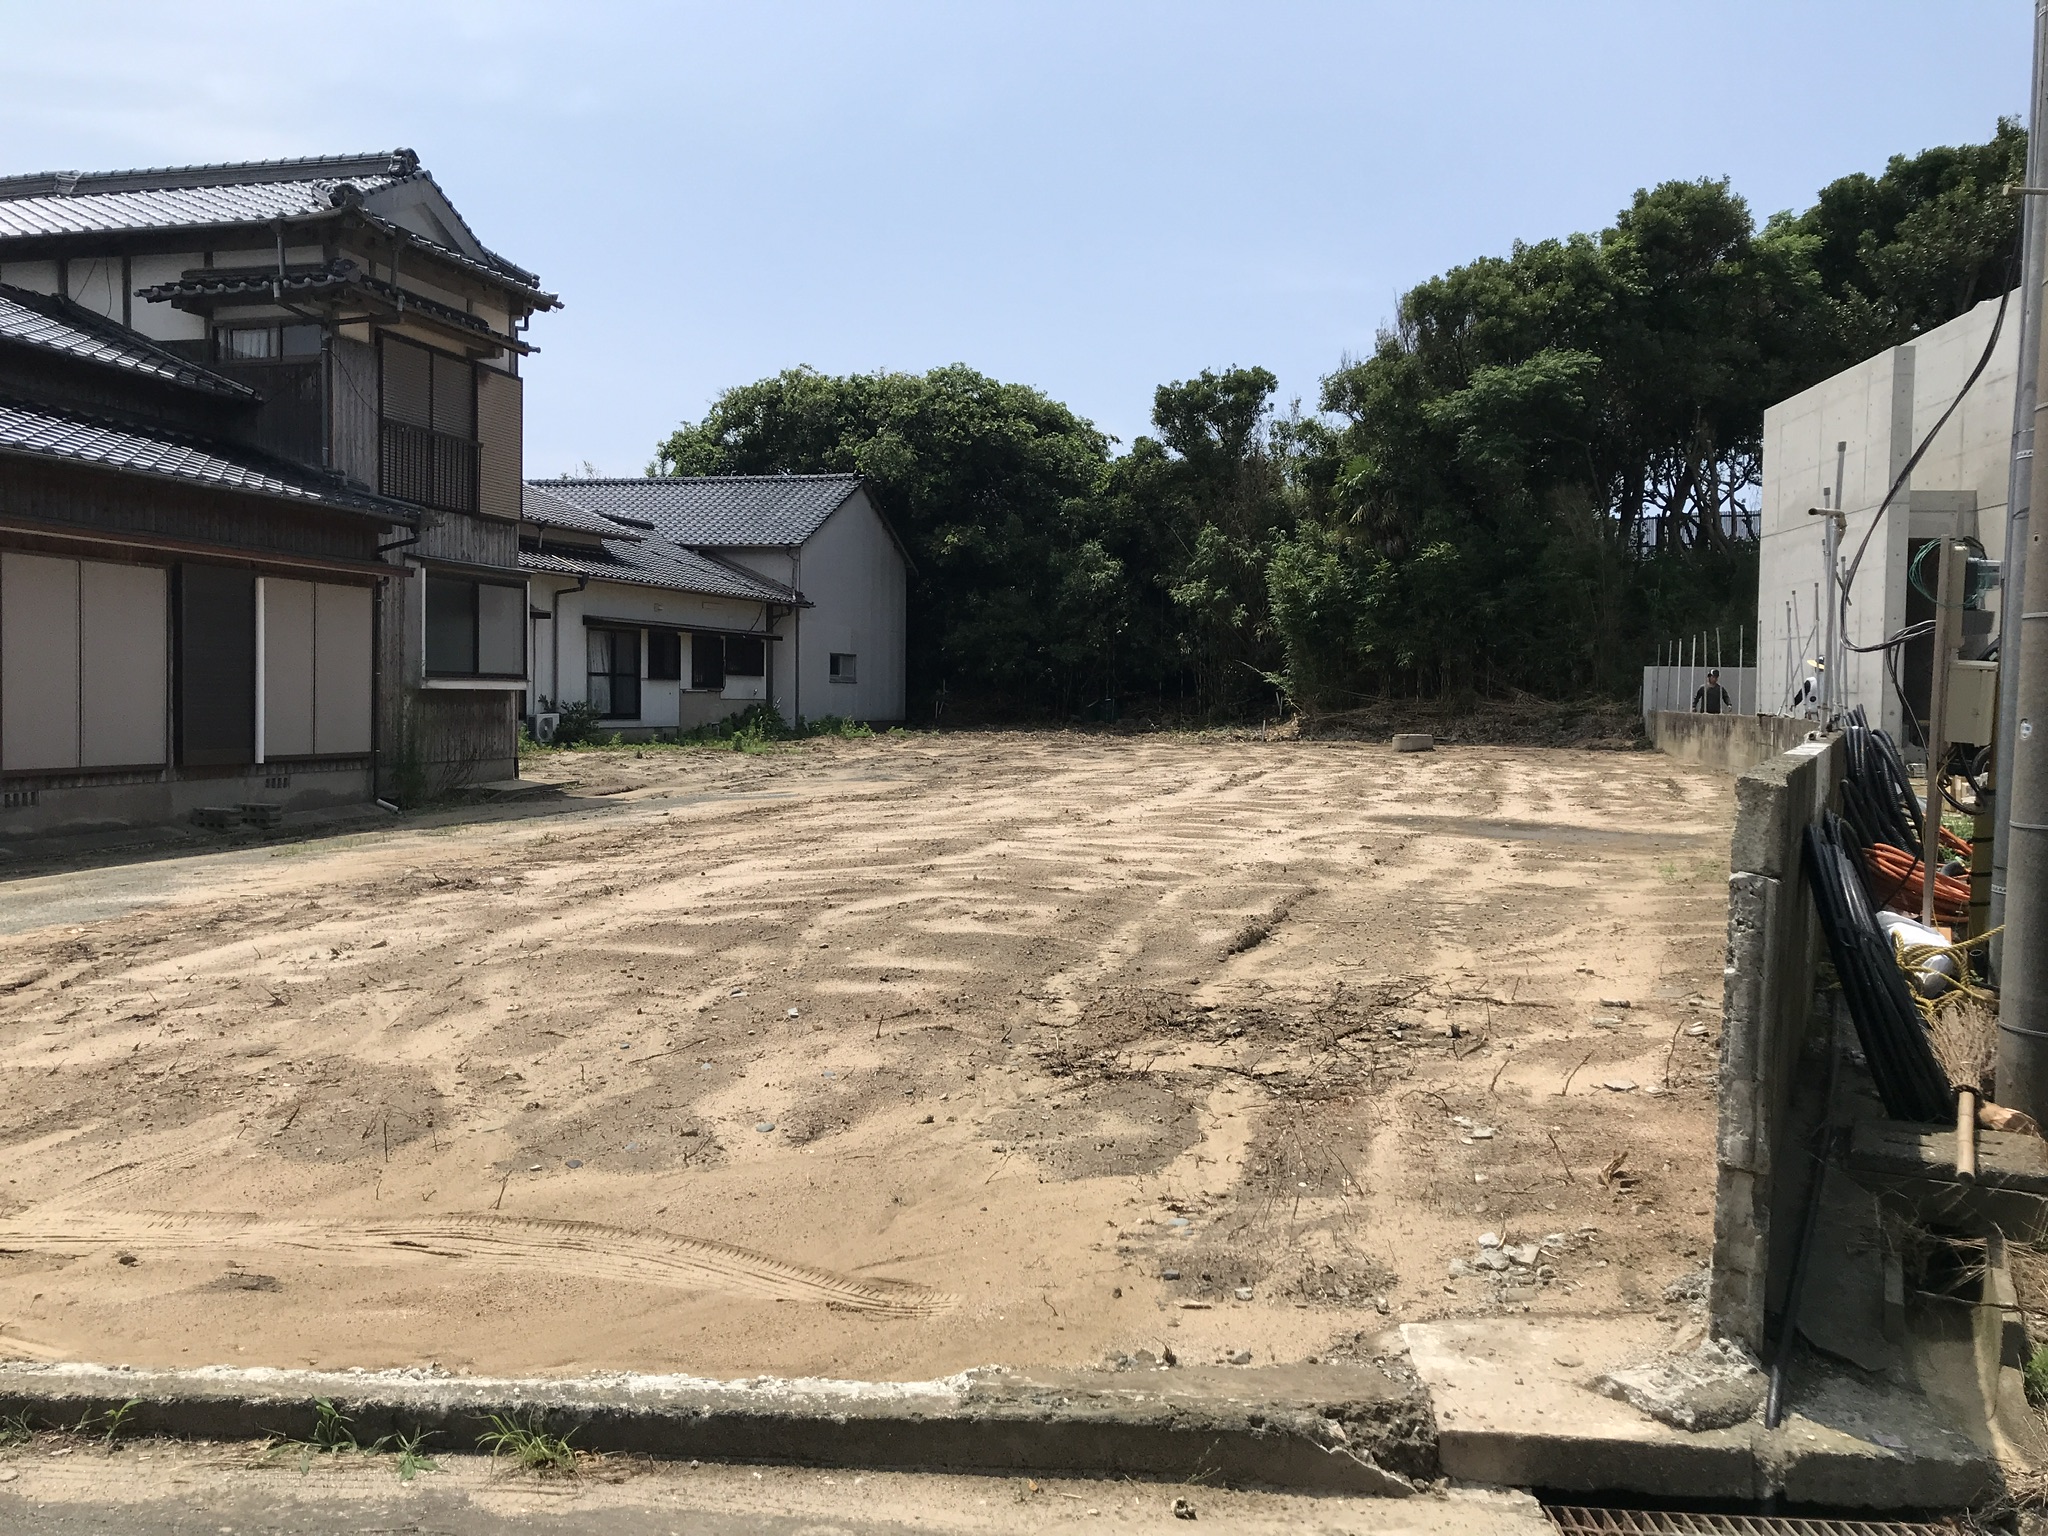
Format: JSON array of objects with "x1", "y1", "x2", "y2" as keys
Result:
[
  {"x1": 829, "y1": 652, "x2": 857, "y2": 682},
  {"x1": 647, "y1": 630, "x2": 682, "y2": 681},
  {"x1": 725, "y1": 635, "x2": 766, "y2": 678},
  {"x1": 176, "y1": 565, "x2": 255, "y2": 766},
  {"x1": 587, "y1": 628, "x2": 640, "y2": 719},
  {"x1": 380, "y1": 336, "x2": 433, "y2": 427},
  {"x1": 425, "y1": 576, "x2": 525, "y2": 679},
  {"x1": 477, "y1": 583, "x2": 524, "y2": 675},
  {"x1": 424, "y1": 576, "x2": 478, "y2": 675},
  {"x1": 690, "y1": 632, "x2": 724, "y2": 691},
  {"x1": 432, "y1": 351, "x2": 475, "y2": 439}
]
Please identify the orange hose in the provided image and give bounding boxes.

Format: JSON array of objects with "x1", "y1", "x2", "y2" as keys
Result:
[{"x1": 1864, "y1": 846, "x2": 1969, "y2": 924}]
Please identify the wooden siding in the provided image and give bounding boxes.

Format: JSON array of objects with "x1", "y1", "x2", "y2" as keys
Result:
[
  {"x1": 330, "y1": 336, "x2": 379, "y2": 489},
  {"x1": 0, "y1": 458, "x2": 387, "y2": 567},
  {"x1": 415, "y1": 508, "x2": 517, "y2": 568}
]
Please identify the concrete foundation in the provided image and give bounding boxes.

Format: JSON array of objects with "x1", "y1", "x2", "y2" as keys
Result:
[
  {"x1": 0, "y1": 757, "x2": 373, "y2": 838},
  {"x1": 0, "y1": 1359, "x2": 1430, "y2": 1496},
  {"x1": 1647, "y1": 712, "x2": 1815, "y2": 775}
]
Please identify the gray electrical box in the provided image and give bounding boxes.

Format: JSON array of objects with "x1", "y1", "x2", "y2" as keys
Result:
[{"x1": 1946, "y1": 659, "x2": 1999, "y2": 747}]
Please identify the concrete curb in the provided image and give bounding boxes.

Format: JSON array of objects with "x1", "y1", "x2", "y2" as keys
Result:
[{"x1": 0, "y1": 1360, "x2": 1428, "y2": 1496}]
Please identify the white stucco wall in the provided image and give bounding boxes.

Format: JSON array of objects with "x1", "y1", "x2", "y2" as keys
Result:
[
  {"x1": 788, "y1": 490, "x2": 908, "y2": 724},
  {"x1": 526, "y1": 574, "x2": 787, "y2": 731},
  {"x1": 1758, "y1": 291, "x2": 2017, "y2": 731}
]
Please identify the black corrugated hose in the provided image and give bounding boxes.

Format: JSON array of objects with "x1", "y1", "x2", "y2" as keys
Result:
[{"x1": 1802, "y1": 812, "x2": 1952, "y2": 1123}]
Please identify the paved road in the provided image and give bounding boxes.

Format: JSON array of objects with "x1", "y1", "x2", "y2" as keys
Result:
[{"x1": 0, "y1": 1446, "x2": 1553, "y2": 1534}]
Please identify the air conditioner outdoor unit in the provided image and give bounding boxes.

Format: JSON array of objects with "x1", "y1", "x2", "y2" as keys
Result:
[{"x1": 533, "y1": 711, "x2": 560, "y2": 745}]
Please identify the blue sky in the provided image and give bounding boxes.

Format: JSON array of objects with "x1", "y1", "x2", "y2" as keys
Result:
[{"x1": 1, "y1": 2, "x2": 2031, "y2": 475}]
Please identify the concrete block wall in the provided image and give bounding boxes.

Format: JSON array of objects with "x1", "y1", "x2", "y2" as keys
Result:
[
  {"x1": 1647, "y1": 713, "x2": 1817, "y2": 775},
  {"x1": 1710, "y1": 735, "x2": 1843, "y2": 1353}
]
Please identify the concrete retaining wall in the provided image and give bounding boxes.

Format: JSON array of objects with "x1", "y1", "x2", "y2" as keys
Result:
[
  {"x1": 1648, "y1": 712, "x2": 1815, "y2": 775},
  {"x1": 0, "y1": 758, "x2": 373, "y2": 838},
  {"x1": 1710, "y1": 735, "x2": 1843, "y2": 1353}
]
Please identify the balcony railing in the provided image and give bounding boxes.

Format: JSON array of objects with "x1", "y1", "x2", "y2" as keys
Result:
[{"x1": 380, "y1": 418, "x2": 478, "y2": 514}]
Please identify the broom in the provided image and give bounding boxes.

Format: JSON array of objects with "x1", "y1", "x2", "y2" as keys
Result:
[{"x1": 1927, "y1": 996, "x2": 1995, "y2": 1182}]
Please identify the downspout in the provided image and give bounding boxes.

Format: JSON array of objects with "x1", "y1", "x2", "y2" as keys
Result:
[
  {"x1": 551, "y1": 575, "x2": 587, "y2": 708},
  {"x1": 791, "y1": 548, "x2": 802, "y2": 726}
]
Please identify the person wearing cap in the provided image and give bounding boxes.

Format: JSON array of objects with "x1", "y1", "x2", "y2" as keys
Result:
[{"x1": 1692, "y1": 669, "x2": 1732, "y2": 714}]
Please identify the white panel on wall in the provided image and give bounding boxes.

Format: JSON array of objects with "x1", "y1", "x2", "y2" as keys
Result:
[
  {"x1": 263, "y1": 578, "x2": 316, "y2": 758},
  {"x1": 0, "y1": 261, "x2": 59, "y2": 295},
  {"x1": 66, "y1": 257, "x2": 125, "y2": 320},
  {"x1": 127, "y1": 254, "x2": 208, "y2": 341},
  {"x1": 1, "y1": 553, "x2": 81, "y2": 771},
  {"x1": 79, "y1": 562, "x2": 166, "y2": 767},
  {"x1": 313, "y1": 584, "x2": 373, "y2": 754}
]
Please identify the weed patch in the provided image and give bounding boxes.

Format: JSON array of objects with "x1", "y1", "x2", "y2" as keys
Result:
[{"x1": 477, "y1": 1412, "x2": 578, "y2": 1474}]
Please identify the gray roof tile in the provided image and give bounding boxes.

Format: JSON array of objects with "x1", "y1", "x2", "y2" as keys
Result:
[
  {"x1": 0, "y1": 397, "x2": 414, "y2": 520},
  {"x1": 521, "y1": 483, "x2": 645, "y2": 541},
  {"x1": 527, "y1": 475, "x2": 862, "y2": 548},
  {"x1": 519, "y1": 538, "x2": 797, "y2": 604},
  {"x1": 0, "y1": 173, "x2": 406, "y2": 241},
  {"x1": 0, "y1": 150, "x2": 555, "y2": 306},
  {"x1": 0, "y1": 282, "x2": 256, "y2": 398}
]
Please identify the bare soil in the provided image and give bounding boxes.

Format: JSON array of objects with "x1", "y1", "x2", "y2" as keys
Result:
[{"x1": 0, "y1": 731, "x2": 1733, "y2": 1380}]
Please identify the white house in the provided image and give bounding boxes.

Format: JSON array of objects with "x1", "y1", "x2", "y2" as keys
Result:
[
  {"x1": 1757, "y1": 292, "x2": 2017, "y2": 739},
  {"x1": 522, "y1": 474, "x2": 908, "y2": 730}
]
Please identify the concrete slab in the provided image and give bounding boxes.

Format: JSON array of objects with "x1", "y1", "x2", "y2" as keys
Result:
[
  {"x1": 1402, "y1": 1318, "x2": 1755, "y2": 1498},
  {"x1": 0, "y1": 1445, "x2": 1558, "y2": 1536},
  {"x1": 1402, "y1": 1318, "x2": 1995, "y2": 1508},
  {"x1": 0, "y1": 1358, "x2": 1426, "y2": 1496}
]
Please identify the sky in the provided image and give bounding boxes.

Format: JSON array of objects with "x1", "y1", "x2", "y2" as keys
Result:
[{"x1": 0, "y1": 2, "x2": 2033, "y2": 476}]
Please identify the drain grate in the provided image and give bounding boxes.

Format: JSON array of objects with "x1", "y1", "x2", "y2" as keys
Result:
[{"x1": 1545, "y1": 1507, "x2": 1954, "y2": 1536}]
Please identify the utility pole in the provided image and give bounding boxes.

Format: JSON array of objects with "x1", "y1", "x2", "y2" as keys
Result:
[
  {"x1": 2003, "y1": 31, "x2": 2048, "y2": 1113},
  {"x1": 1995, "y1": 0, "x2": 2048, "y2": 978}
]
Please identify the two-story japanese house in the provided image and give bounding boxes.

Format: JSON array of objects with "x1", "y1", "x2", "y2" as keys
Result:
[{"x1": 0, "y1": 149, "x2": 556, "y2": 831}]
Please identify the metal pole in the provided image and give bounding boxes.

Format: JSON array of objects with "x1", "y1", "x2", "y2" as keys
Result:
[
  {"x1": 1995, "y1": 0, "x2": 2048, "y2": 979},
  {"x1": 2000, "y1": 83, "x2": 2048, "y2": 1113},
  {"x1": 1922, "y1": 542, "x2": 1966, "y2": 927}
]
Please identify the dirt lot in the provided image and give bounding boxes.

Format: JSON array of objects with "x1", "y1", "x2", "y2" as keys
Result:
[{"x1": 0, "y1": 731, "x2": 1733, "y2": 1380}]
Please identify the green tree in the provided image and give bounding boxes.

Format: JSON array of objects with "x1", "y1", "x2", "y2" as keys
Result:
[{"x1": 652, "y1": 365, "x2": 1115, "y2": 714}]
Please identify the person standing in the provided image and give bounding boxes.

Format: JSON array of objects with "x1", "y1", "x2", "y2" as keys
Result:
[{"x1": 1693, "y1": 668, "x2": 1733, "y2": 714}]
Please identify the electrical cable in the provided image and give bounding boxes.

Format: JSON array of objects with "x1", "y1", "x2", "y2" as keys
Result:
[{"x1": 1840, "y1": 280, "x2": 2012, "y2": 607}]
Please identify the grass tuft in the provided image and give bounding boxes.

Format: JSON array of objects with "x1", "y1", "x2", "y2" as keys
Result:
[
  {"x1": 477, "y1": 1412, "x2": 578, "y2": 1474},
  {"x1": 2026, "y1": 1344, "x2": 2048, "y2": 1407}
]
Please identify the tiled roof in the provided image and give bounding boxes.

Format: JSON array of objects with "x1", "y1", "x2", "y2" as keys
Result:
[
  {"x1": 521, "y1": 483, "x2": 645, "y2": 541},
  {"x1": 136, "y1": 258, "x2": 532, "y2": 351},
  {"x1": 0, "y1": 165, "x2": 409, "y2": 240},
  {"x1": 520, "y1": 539, "x2": 799, "y2": 605},
  {"x1": 0, "y1": 283, "x2": 256, "y2": 399},
  {"x1": 0, "y1": 150, "x2": 557, "y2": 307},
  {"x1": 0, "y1": 397, "x2": 415, "y2": 521},
  {"x1": 527, "y1": 474, "x2": 863, "y2": 548}
]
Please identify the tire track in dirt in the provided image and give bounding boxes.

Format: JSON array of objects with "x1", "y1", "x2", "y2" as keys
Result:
[{"x1": 0, "y1": 1211, "x2": 957, "y2": 1317}]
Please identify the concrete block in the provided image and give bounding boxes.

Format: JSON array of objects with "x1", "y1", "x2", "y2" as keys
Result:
[
  {"x1": 1401, "y1": 1320, "x2": 1757, "y2": 1499},
  {"x1": 1761, "y1": 1364, "x2": 1994, "y2": 1509},
  {"x1": 1404, "y1": 1319, "x2": 1997, "y2": 1508}
]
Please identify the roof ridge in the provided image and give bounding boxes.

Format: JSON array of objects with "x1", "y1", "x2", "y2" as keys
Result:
[
  {"x1": 0, "y1": 151, "x2": 416, "y2": 201},
  {"x1": 528, "y1": 472, "x2": 860, "y2": 486}
]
